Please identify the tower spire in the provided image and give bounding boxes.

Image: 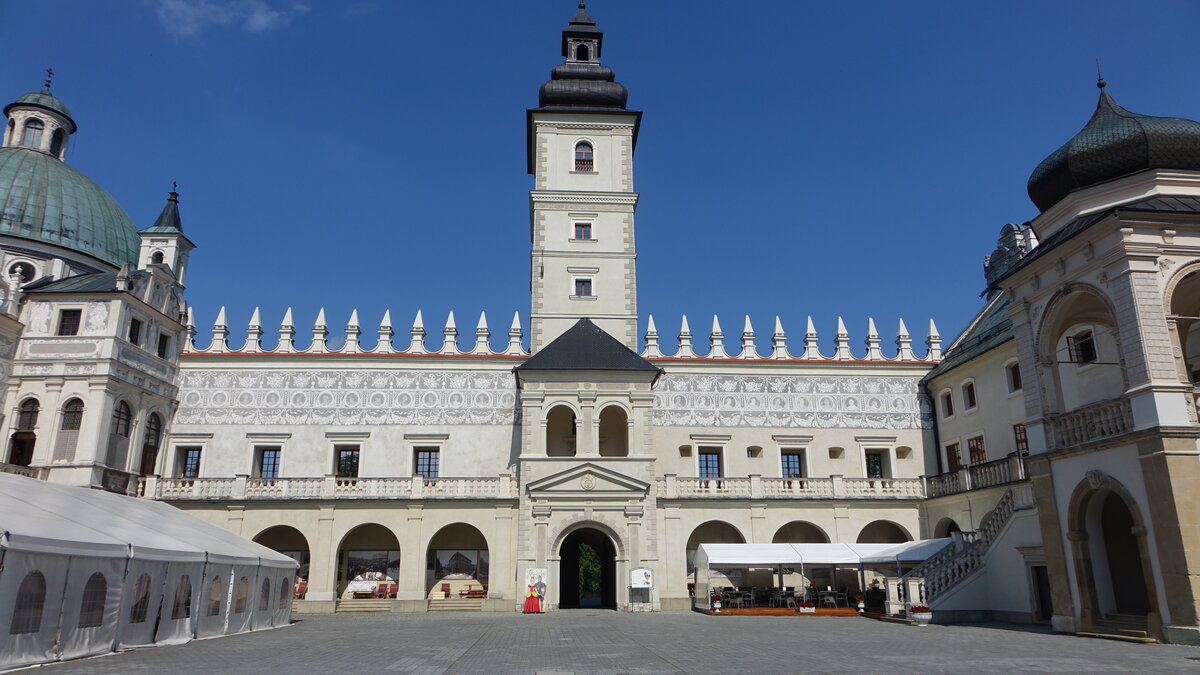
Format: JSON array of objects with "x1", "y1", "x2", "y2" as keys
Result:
[{"x1": 43, "y1": 68, "x2": 54, "y2": 93}]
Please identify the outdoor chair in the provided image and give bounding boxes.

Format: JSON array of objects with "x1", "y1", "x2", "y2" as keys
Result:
[{"x1": 836, "y1": 587, "x2": 849, "y2": 607}]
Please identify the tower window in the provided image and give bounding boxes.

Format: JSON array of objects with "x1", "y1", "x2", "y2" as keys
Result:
[
  {"x1": 157, "y1": 333, "x2": 171, "y2": 359},
  {"x1": 574, "y1": 278, "x2": 592, "y2": 297},
  {"x1": 575, "y1": 43, "x2": 590, "y2": 62},
  {"x1": 151, "y1": 251, "x2": 165, "y2": 265},
  {"x1": 20, "y1": 119, "x2": 44, "y2": 149},
  {"x1": 49, "y1": 128, "x2": 64, "y2": 157},
  {"x1": 574, "y1": 222, "x2": 592, "y2": 240},
  {"x1": 1067, "y1": 330, "x2": 1097, "y2": 364},
  {"x1": 574, "y1": 142, "x2": 593, "y2": 172}
]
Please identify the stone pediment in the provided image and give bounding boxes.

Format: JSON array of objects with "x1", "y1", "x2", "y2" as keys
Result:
[{"x1": 525, "y1": 462, "x2": 649, "y2": 500}]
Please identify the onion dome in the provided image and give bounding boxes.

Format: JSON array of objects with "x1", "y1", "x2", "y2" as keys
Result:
[
  {"x1": 537, "y1": 3, "x2": 628, "y2": 109},
  {"x1": 1027, "y1": 79, "x2": 1200, "y2": 211}
]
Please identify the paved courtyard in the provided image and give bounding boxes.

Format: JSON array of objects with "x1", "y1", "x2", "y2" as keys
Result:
[{"x1": 40, "y1": 612, "x2": 1200, "y2": 674}]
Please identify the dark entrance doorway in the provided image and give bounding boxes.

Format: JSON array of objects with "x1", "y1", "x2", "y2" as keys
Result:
[
  {"x1": 1100, "y1": 492, "x2": 1150, "y2": 615},
  {"x1": 560, "y1": 528, "x2": 616, "y2": 610}
]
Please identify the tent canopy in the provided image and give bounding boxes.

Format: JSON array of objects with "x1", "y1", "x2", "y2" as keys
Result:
[
  {"x1": 0, "y1": 473, "x2": 297, "y2": 568},
  {"x1": 696, "y1": 539, "x2": 952, "y2": 568}
]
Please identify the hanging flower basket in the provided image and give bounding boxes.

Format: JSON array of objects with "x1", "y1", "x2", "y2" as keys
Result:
[{"x1": 909, "y1": 605, "x2": 932, "y2": 626}]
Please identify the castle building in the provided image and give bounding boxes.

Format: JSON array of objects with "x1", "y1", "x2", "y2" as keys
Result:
[{"x1": 2, "y1": 6, "x2": 1199, "y2": 643}]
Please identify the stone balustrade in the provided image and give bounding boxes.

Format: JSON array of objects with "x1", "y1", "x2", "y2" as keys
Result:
[
  {"x1": 0, "y1": 462, "x2": 38, "y2": 478},
  {"x1": 141, "y1": 474, "x2": 520, "y2": 501},
  {"x1": 1046, "y1": 396, "x2": 1134, "y2": 449},
  {"x1": 926, "y1": 453, "x2": 1027, "y2": 498},
  {"x1": 657, "y1": 475, "x2": 924, "y2": 500}
]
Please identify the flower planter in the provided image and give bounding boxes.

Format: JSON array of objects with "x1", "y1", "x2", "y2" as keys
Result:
[
  {"x1": 797, "y1": 606, "x2": 816, "y2": 614},
  {"x1": 911, "y1": 611, "x2": 933, "y2": 626},
  {"x1": 857, "y1": 601, "x2": 865, "y2": 613}
]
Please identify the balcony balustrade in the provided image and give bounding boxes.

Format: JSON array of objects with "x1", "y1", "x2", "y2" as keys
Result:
[
  {"x1": 926, "y1": 453, "x2": 1027, "y2": 499},
  {"x1": 0, "y1": 462, "x2": 38, "y2": 478},
  {"x1": 1046, "y1": 396, "x2": 1133, "y2": 450},
  {"x1": 142, "y1": 474, "x2": 520, "y2": 501},
  {"x1": 657, "y1": 475, "x2": 924, "y2": 500}
]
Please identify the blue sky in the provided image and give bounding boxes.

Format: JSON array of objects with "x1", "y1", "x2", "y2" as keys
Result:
[{"x1": 4, "y1": 1, "x2": 1199, "y2": 354}]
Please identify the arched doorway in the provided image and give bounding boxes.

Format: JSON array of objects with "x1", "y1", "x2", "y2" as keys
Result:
[
  {"x1": 426, "y1": 523, "x2": 489, "y2": 599},
  {"x1": 1073, "y1": 485, "x2": 1152, "y2": 619},
  {"x1": 772, "y1": 521, "x2": 829, "y2": 543},
  {"x1": 254, "y1": 525, "x2": 310, "y2": 583},
  {"x1": 1097, "y1": 493, "x2": 1150, "y2": 615},
  {"x1": 856, "y1": 520, "x2": 911, "y2": 543},
  {"x1": 933, "y1": 518, "x2": 962, "y2": 539},
  {"x1": 559, "y1": 527, "x2": 616, "y2": 609},
  {"x1": 597, "y1": 405, "x2": 628, "y2": 457},
  {"x1": 337, "y1": 524, "x2": 400, "y2": 597}
]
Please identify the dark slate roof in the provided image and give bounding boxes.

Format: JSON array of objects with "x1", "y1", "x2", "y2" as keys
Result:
[
  {"x1": 922, "y1": 294, "x2": 1013, "y2": 382},
  {"x1": 538, "y1": 4, "x2": 627, "y2": 110},
  {"x1": 1028, "y1": 83, "x2": 1200, "y2": 211},
  {"x1": 992, "y1": 195, "x2": 1200, "y2": 288},
  {"x1": 517, "y1": 318, "x2": 660, "y2": 372},
  {"x1": 23, "y1": 269, "x2": 147, "y2": 294},
  {"x1": 142, "y1": 191, "x2": 183, "y2": 234}
]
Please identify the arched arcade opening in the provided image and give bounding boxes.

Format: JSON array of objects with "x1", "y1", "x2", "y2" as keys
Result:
[
  {"x1": 426, "y1": 523, "x2": 489, "y2": 599},
  {"x1": 254, "y1": 525, "x2": 311, "y2": 585},
  {"x1": 856, "y1": 520, "x2": 911, "y2": 544},
  {"x1": 558, "y1": 527, "x2": 617, "y2": 609},
  {"x1": 337, "y1": 524, "x2": 400, "y2": 598}
]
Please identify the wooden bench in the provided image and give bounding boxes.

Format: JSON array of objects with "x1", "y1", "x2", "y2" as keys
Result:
[{"x1": 459, "y1": 584, "x2": 488, "y2": 599}]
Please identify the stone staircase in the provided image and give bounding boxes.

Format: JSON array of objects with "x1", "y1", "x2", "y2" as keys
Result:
[
  {"x1": 335, "y1": 599, "x2": 392, "y2": 613},
  {"x1": 1081, "y1": 614, "x2": 1156, "y2": 643},
  {"x1": 907, "y1": 482, "x2": 1036, "y2": 603},
  {"x1": 428, "y1": 597, "x2": 483, "y2": 612}
]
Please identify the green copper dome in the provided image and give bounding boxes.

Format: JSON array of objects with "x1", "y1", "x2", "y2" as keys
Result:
[{"x1": 0, "y1": 147, "x2": 139, "y2": 266}]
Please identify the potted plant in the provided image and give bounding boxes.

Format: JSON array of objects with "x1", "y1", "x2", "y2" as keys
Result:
[
  {"x1": 796, "y1": 600, "x2": 816, "y2": 614},
  {"x1": 710, "y1": 591, "x2": 722, "y2": 613},
  {"x1": 909, "y1": 605, "x2": 933, "y2": 626},
  {"x1": 854, "y1": 594, "x2": 866, "y2": 613}
]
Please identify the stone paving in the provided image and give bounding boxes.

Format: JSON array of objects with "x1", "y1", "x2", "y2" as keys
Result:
[{"x1": 39, "y1": 611, "x2": 1200, "y2": 674}]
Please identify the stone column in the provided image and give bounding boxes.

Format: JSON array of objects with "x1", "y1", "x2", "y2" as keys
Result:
[
  {"x1": 397, "y1": 505, "x2": 426, "y2": 602},
  {"x1": 305, "y1": 504, "x2": 337, "y2": 604},
  {"x1": 1026, "y1": 454, "x2": 1076, "y2": 633},
  {"x1": 1139, "y1": 435, "x2": 1200, "y2": 644},
  {"x1": 578, "y1": 393, "x2": 596, "y2": 456}
]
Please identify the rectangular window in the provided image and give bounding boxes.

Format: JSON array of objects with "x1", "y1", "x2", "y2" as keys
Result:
[
  {"x1": 574, "y1": 278, "x2": 592, "y2": 297},
  {"x1": 1067, "y1": 332, "x2": 1097, "y2": 364},
  {"x1": 414, "y1": 447, "x2": 440, "y2": 484},
  {"x1": 963, "y1": 382, "x2": 977, "y2": 409},
  {"x1": 945, "y1": 442, "x2": 962, "y2": 472},
  {"x1": 128, "y1": 318, "x2": 143, "y2": 345},
  {"x1": 1013, "y1": 424, "x2": 1029, "y2": 454},
  {"x1": 157, "y1": 333, "x2": 171, "y2": 359},
  {"x1": 336, "y1": 446, "x2": 360, "y2": 478},
  {"x1": 1008, "y1": 363, "x2": 1022, "y2": 392},
  {"x1": 781, "y1": 451, "x2": 804, "y2": 478},
  {"x1": 941, "y1": 392, "x2": 953, "y2": 418},
  {"x1": 698, "y1": 447, "x2": 722, "y2": 479},
  {"x1": 865, "y1": 452, "x2": 885, "y2": 478},
  {"x1": 968, "y1": 435, "x2": 986, "y2": 465},
  {"x1": 57, "y1": 309, "x2": 81, "y2": 336},
  {"x1": 256, "y1": 447, "x2": 280, "y2": 479},
  {"x1": 574, "y1": 222, "x2": 592, "y2": 240},
  {"x1": 180, "y1": 447, "x2": 202, "y2": 478}
]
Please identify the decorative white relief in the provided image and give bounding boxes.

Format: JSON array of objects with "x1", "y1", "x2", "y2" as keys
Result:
[
  {"x1": 28, "y1": 302, "x2": 51, "y2": 334},
  {"x1": 651, "y1": 374, "x2": 932, "y2": 429},
  {"x1": 84, "y1": 301, "x2": 108, "y2": 335},
  {"x1": 174, "y1": 368, "x2": 519, "y2": 426}
]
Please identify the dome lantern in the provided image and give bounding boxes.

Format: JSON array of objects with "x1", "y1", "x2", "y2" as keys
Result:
[{"x1": 3, "y1": 70, "x2": 76, "y2": 161}]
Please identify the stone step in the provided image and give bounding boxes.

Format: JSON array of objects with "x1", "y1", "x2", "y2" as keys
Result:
[
  {"x1": 336, "y1": 600, "x2": 392, "y2": 613},
  {"x1": 1077, "y1": 630, "x2": 1157, "y2": 644},
  {"x1": 428, "y1": 598, "x2": 483, "y2": 612}
]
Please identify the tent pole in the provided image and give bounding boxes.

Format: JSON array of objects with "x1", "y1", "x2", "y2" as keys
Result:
[{"x1": 858, "y1": 563, "x2": 865, "y2": 595}]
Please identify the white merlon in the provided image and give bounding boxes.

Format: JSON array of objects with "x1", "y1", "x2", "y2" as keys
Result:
[
  {"x1": 308, "y1": 308, "x2": 329, "y2": 353},
  {"x1": 676, "y1": 314, "x2": 696, "y2": 358},
  {"x1": 506, "y1": 311, "x2": 524, "y2": 355},
  {"x1": 801, "y1": 315, "x2": 822, "y2": 360},
  {"x1": 440, "y1": 311, "x2": 460, "y2": 355},
  {"x1": 864, "y1": 317, "x2": 883, "y2": 361},
  {"x1": 926, "y1": 318, "x2": 942, "y2": 361},
  {"x1": 770, "y1": 315, "x2": 789, "y2": 359},
  {"x1": 241, "y1": 307, "x2": 263, "y2": 352},
  {"x1": 374, "y1": 309, "x2": 394, "y2": 354},
  {"x1": 833, "y1": 316, "x2": 853, "y2": 360},
  {"x1": 739, "y1": 315, "x2": 757, "y2": 359},
  {"x1": 642, "y1": 314, "x2": 662, "y2": 358},
  {"x1": 895, "y1": 317, "x2": 914, "y2": 361},
  {"x1": 184, "y1": 305, "x2": 196, "y2": 352},
  {"x1": 208, "y1": 306, "x2": 229, "y2": 353},
  {"x1": 343, "y1": 310, "x2": 362, "y2": 354},
  {"x1": 277, "y1": 307, "x2": 296, "y2": 353},
  {"x1": 473, "y1": 311, "x2": 491, "y2": 355},
  {"x1": 408, "y1": 310, "x2": 427, "y2": 354},
  {"x1": 708, "y1": 314, "x2": 728, "y2": 359}
]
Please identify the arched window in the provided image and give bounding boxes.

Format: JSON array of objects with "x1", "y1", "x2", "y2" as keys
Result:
[
  {"x1": 259, "y1": 578, "x2": 271, "y2": 612},
  {"x1": 112, "y1": 402, "x2": 132, "y2": 437},
  {"x1": 172, "y1": 575, "x2": 192, "y2": 619},
  {"x1": 150, "y1": 251, "x2": 165, "y2": 265},
  {"x1": 1068, "y1": 330, "x2": 1097, "y2": 364},
  {"x1": 961, "y1": 381, "x2": 977, "y2": 409},
  {"x1": 140, "y1": 413, "x2": 163, "y2": 477},
  {"x1": 106, "y1": 401, "x2": 134, "y2": 470},
  {"x1": 20, "y1": 119, "x2": 44, "y2": 149},
  {"x1": 575, "y1": 43, "x2": 590, "y2": 61},
  {"x1": 53, "y1": 398, "x2": 84, "y2": 462},
  {"x1": 17, "y1": 399, "x2": 40, "y2": 430},
  {"x1": 574, "y1": 142, "x2": 593, "y2": 172},
  {"x1": 206, "y1": 577, "x2": 223, "y2": 616},
  {"x1": 278, "y1": 577, "x2": 290, "y2": 610},
  {"x1": 128, "y1": 573, "x2": 151, "y2": 623},
  {"x1": 78, "y1": 572, "x2": 107, "y2": 628},
  {"x1": 10, "y1": 571, "x2": 47, "y2": 634},
  {"x1": 234, "y1": 577, "x2": 250, "y2": 613},
  {"x1": 49, "y1": 128, "x2": 64, "y2": 157}
]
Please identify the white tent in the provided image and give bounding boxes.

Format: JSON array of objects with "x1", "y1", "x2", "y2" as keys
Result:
[
  {"x1": 0, "y1": 473, "x2": 298, "y2": 671},
  {"x1": 692, "y1": 540, "x2": 952, "y2": 610}
]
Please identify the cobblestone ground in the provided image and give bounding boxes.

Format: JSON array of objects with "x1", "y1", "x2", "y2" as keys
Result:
[{"x1": 38, "y1": 612, "x2": 1200, "y2": 674}]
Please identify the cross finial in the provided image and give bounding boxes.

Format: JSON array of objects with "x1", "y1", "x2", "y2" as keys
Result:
[
  {"x1": 1095, "y1": 60, "x2": 1106, "y2": 89},
  {"x1": 43, "y1": 68, "x2": 54, "y2": 92},
  {"x1": 579, "y1": 1, "x2": 585, "y2": 8}
]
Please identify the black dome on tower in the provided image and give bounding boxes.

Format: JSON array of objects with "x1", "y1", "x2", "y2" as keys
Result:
[
  {"x1": 538, "y1": 3, "x2": 628, "y2": 109},
  {"x1": 1027, "y1": 79, "x2": 1200, "y2": 212}
]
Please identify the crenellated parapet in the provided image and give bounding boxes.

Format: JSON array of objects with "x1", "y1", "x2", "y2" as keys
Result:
[
  {"x1": 641, "y1": 314, "x2": 942, "y2": 363},
  {"x1": 183, "y1": 307, "x2": 530, "y2": 357}
]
